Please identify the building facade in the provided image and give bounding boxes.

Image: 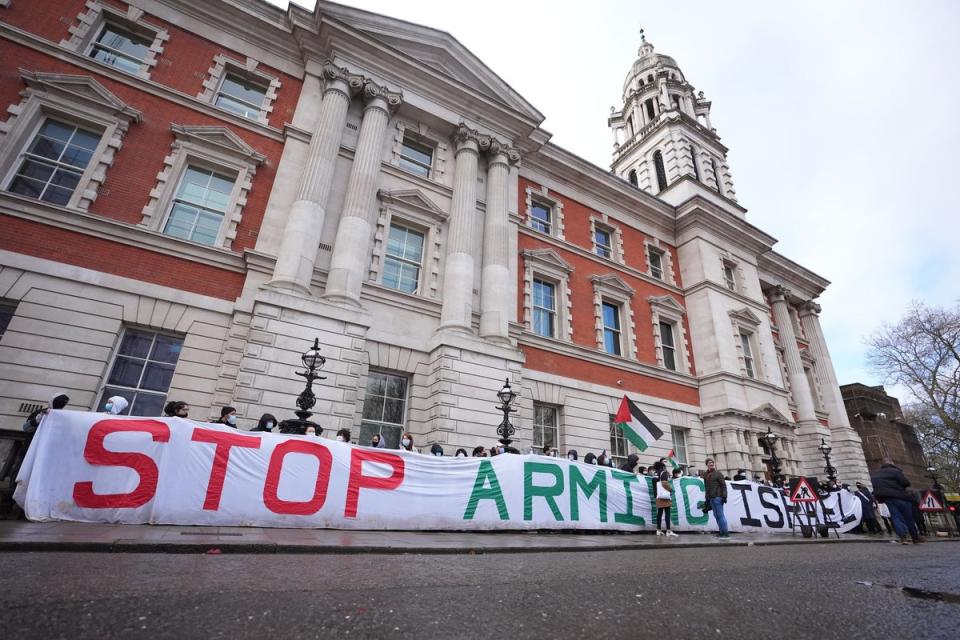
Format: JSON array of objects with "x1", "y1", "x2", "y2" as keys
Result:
[{"x1": 0, "y1": 0, "x2": 869, "y2": 480}]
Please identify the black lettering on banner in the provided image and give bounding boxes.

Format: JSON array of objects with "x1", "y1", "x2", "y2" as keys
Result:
[
  {"x1": 731, "y1": 483, "x2": 762, "y2": 528},
  {"x1": 779, "y1": 491, "x2": 794, "y2": 528},
  {"x1": 822, "y1": 496, "x2": 856, "y2": 526},
  {"x1": 757, "y1": 486, "x2": 785, "y2": 528}
]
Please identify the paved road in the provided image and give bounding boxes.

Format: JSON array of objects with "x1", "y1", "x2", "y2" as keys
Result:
[{"x1": 1, "y1": 542, "x2": 958, "y2": 639}]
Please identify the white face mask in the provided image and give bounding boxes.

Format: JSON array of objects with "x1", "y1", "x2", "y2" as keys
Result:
[
  {"x1": 456, "y1": 453, "x2": 466, "y2": 458},
  {"x1": 305, "y1": 429, "x2": 315, "y2": 436},
  {"x1": 104, "y1": 402, "x2": 113, "y2": 412},
  {"x1": 568, "y1": 454, "x2": 575, "y2": 460},
  {"x1": 265, "y1": 421, "x2": 274, "y2": 429},
  {"x1": 226, "y1": 415, "x2": 237, "y2": 425},
  {"x1": 401, "y1": 438, "x2": 411, "y2": 447},
  {"x1": 336, "y1": 436, "x2": 344, "y2": 442}
]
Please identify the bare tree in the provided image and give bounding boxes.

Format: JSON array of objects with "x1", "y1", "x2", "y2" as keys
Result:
[{"x1": 867, "y1": 302, "x2": 960, "y2": 492}]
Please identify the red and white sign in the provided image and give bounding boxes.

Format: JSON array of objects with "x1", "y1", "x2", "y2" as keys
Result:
[
  {"x1": 789, "y1": 477, "x2": 819, "y2": 503},
  {"x1": 919, "y1": 490, "x2": 944, "y2": 512}
]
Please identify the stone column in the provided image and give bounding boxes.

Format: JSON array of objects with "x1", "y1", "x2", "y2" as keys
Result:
[
  {"x1": 323, "y1": 81, "x2": 402, "y2": 305},
  {"x1": 479, "y1": 140, "x2": 519, "y2": 342},
  {"x1": 438, "y1": 124, "x2": 487, "y2": 333},
  {"x1": 270, "y1": 62, "x2": 362, "y2": 294}
]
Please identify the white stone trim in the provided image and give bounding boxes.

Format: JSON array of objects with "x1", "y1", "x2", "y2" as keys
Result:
[
  {"x1": 196, "y1": 54, "x2": 281, "y2": 125},
  {"x1": 729, "y1": 307, "x2": 765, "y2": 381},
  {"x1": 643, "y1": 237, "x2": 675, "y2": 285},
  {"x1": 390, "y1": 120, "x2": 447, "y2": 182},
  {"x1": 0, "y1": 69, "x2": 142, "y2": 211},
  {"x1": 140, "y1": 124, "x2": 265, "y2": 250},
  {"x1": 521, "y1": 248, "x2": 573, "y2": 341},
  {"x1": 648, "y1": 294, "x2": 691, "y2": 374},
  {"x1": 588, "y1": 213, "x2": 623, "y2": 264},
  {"x1": 524, "y1": 185, "x2": 565, "y2": 240},
  {"x1": 369, "y1": 189, "x2": 447, "y2": 299},
  {"x1": 59, "y1": 1, "x2": 169, "y2": 80},
  {"x1": 719, "y1": 253, "x2": 744, "y2": 294},
  {"x1": 591, "y1": 274, "x2": 637, "y2": 359}
]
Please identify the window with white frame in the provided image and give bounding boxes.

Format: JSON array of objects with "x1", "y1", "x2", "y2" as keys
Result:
[
  {"x1": 399, "y1": 136, "x2": 434, "y2": 178},
  {"x1": 524, "y1": 187, "x2": 564, "y2": 239},
  {"x1": 530, "y1": 200, "x2": 552, "y2": 234},
  {"x1": 215, "y1": 73, "x2": 268, "y2": 120},
  {"x1": 670, "y1": 427, "x2": 688, "y2": 466},
  {"x1": 0, "y1": 301, "x2": 17, "y2": 343},
  {"x1": 805, "y1": 366, "x2": 822, "y2": 410},
  {"x1": 533, "y1": 403, "x2": 560, "y2": 454},
  {"x1": 609, "y1": 415, "x2": 628, "y2": 467},
  {"x1": 382, "y1": 223, "x2": 424, "y2": 294},
  {"x1": 659, "y1": 321, "x2": 677, "y2": 371},
  {"x1": 740, "y1": 332, "x2": 756, "y2": 378},
  {"x1": 140, "y1": 125, "x2": 264, "y2": 250},
  {"x1": 723, "y1": 262, "x2": 737, "y2": 291},
  {"x1": 602, "y1": 301, "x2": 622, "y2": 356},
  {"x1": 690, "y1": 144, "x2": 701, "y2": 182},
  {"x1": 359, "y1": 371, "x2": 408, "y2": 449},
  {"x1": 197, "y1": 55, "x2": 281, "y2": 125},
  {"x1": 649, "y1": 295, "x2": 689, "y2": 374},
  {"x1": 61, "y1": 3, "x2": 168, "y2": 79},
  {"x1": 0, "y1": 70, "x2": 141, "y2": 212},
  {"x1": 594, "y1": 226, "x2": 613, "y2": 259},
  {"x1": 648, "y1": 247, "x2": 664, "y2": 280},
  {"x1": 533, "y1": 279, "x2": 557, "y2": 338},
  {"x1": 97, "y1": 328, "x2": 183, "y2": 416},
  {"x1": 729, "y1": 307, "x2": 764, "y2": 380}
]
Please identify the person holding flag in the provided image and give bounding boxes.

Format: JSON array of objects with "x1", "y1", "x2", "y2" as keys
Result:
[{"x1": 612, "y1": 396, "x2": 664, "y2": 451}]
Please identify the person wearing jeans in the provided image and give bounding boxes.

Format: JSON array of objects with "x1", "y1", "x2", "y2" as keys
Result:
[
  {"x1": 871, "y1": 458, "x2": 924, "y2": 544},
  {"x1": 704, "y1": 458, "x2": 729, "y2": 538}
]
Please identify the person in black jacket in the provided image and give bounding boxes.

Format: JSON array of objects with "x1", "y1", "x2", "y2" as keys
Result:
[
  {"x1": 704, "y1": 458, "x2": 729, "y2": 538},
  {"x1": 618, "y1": 453, "x2": 639, "y2": 473},
  {"x1": 870, "y1": 459, "x2": 924, "y2": 544}
]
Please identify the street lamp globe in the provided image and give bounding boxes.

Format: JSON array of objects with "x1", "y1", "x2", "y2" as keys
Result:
[
  {"x1": 818, "y1": 438, "x2": 832, "y2": 456},
  {"x1": 763, "y1": 428, "x2": 779, "y2": 448},
  {"x1": 497, "y1": 379, "x2": 516, "y2": 407},
  {"x1": 301, "y1": 338, "x2": 325, "y2": 370}
]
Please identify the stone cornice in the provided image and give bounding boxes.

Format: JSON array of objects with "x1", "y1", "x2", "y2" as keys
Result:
[
  {"x1": 698, "y1": 371, "x2": 789, "y2": 397},
  {"x1": 682, "y1": 280, "x2": 770, "y2": 314},
  {"x1": 675, "y1": 196, "x2": 776, "y2": 255},
  {"x1": 758, "y1": 251, "x2": 830, "y2": 299}
]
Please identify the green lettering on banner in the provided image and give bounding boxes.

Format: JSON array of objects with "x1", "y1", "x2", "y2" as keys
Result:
[
  {"x1": 645, "y1": 475, "x2": 658, "y2": 523},
  {"x1": 463, "y1": 459, "x2": 509, "y2": 520},
  {"x1": 680, "y1": 477, "x2": 709, "y2": 525},
  {"x1": 569, "y1": 465, "x2": 608, "y2": 523},
  {"x1": 611, "y1": 470, "x2": 645, "y2": 525},
  {"x1": 523, "y1": 462, "x2": 564, "y2": 521}
]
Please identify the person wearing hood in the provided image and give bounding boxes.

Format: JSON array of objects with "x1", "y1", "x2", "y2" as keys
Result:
[
  {"x1": 23, "y1": 394, "x2": 70, "y2": 433},
  {"x1": 370, "y1": 433, "x2": 388, "y2": 448},
  {"x1": 430, "y1": 443, "x2": 444, "y2": 457},
  {"x1": 733, "y1": 469, "x2": 747, "y2": 481},
  {"x1": 163, "y1": 401, "x2": 190, "y2": 418},
  {"x1": 619, "y1": 453, "x2": 640, "y2": 473},
  {"x1": 336, "y1": 428, "x2": 352, "y2": 443},
  {"x1": 566, "y1": 449, "x2": 578, "y2": 462},
  {"x1": 251, "y1": 413, "x2": 276, "y2": 432},
  {"x1": 583, "y1": 452, "x2": 597, "y2": 465},
  {"x1": 213, "y1": 406, "x2": 237, "y2": 428},
  {"x1": 103, "y1": 395, "x2": 129, "y2": 416}
]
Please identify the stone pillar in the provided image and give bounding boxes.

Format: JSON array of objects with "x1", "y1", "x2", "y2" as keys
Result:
[
  {"x1": 270, "y1": 62, "x2": 362, "y2": 294},
  {"x1": 770, "y1": 286, "x2": 830, "y2": 474},
  {"x1": 479, "y1": 140, "x2": 519, "y2": 342},
  {"x1": 323, "y1": 81, "x2": 403, "y2": 305},
  {"x1": 438, "y1": 124, "x2": 487, "y2": 333}
]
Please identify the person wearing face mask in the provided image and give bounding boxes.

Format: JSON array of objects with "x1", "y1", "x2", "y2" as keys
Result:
[
  {"x1": 454, "y1": 448, "x2": 468, "y2": 458},
  {"x1": 251, "y1": 413, "x2": 276, "y2": 432},
  {"x1": 304, "y1": 425, "x2": 317, "y2": 436},
  {"x1": 583, "y1": 452, "x2": 597, "y2": 465},
  {"x1": 472, "y1": 446, "x2": 487, "y2": 458},
  {"x1": 619, "y1": 453, "x2": 640, "y2": 473},
  {"x1": 566, "y1": 449, "x2": 578, "y2": 462},
  {"x1": 400, "y1": 432, "x2": 415, "y2": 452},
  {"x1": 163, "y1": 400, "x2": 190, "y2": 418},
  {"x1": 24, "y1": 393, "x2": 70, "y2": 434},
  {"x1": 213, "y1": 406, "x2": 238, "y2": 428},
  {"x1": 103, "y1": 396, "x2": 129, "y2": 416},
  {"x1": 336, "y1": 428, "x2": 352, "y2": 444},
  {"x1": 430, "y1": 443, "x2": 444, "y2": 457}
]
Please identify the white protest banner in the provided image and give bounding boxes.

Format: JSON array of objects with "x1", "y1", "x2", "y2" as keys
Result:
[{"x1": 15, "y1": 411, "x2": 862, "y2": 533}]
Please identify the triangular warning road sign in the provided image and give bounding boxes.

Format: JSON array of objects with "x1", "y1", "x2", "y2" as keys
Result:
[
  {"x1": 789, "y1": 477, "x2": 819, "y2": 503},
  {"x1": 920, "y1": 490, "x2": 944, "y2": 512}
]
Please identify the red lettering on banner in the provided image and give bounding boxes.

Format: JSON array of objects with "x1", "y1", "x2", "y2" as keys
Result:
[
  {"x1": 72, "y1": 419, "x2": 170, "y2": 509},
  {"x1": 344, "y1": 449, "x2": 405, "y2": 518},
  {"x1": 191, "y1": 428, "x2": 262, "y2": 510},
  {"x1": 263, "y1": 440, "x2": 333, "y2": 515}
]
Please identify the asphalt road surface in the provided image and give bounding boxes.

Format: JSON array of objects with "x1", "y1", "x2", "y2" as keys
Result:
[{"x1": 1, "y1": 542, "x2": 958, "y2": 639}]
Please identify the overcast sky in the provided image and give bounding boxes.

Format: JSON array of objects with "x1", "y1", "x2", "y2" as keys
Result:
[{"x1": 270, "y1": 0, "x2": 960, "y2": 399}]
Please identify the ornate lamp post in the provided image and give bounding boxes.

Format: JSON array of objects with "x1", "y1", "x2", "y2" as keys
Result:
[
  {"x1": 495, "y1": 378, "x2": 517, "y2": 447},
  {"x1": 278, "y1": 338, "x2": 327, "y2": 435},
  {"x1": 818, "y1": 438, "x2": 838, "y2": 485},
  {"x1": 763, "y1": 427, "x2": 783, "y2": 487}
]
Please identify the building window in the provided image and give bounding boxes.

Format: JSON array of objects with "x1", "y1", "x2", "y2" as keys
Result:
[
  {"x1": 740, "y1": 332, "x2": 755, "y2": 378},
  {"x1": 214, "y1": 73, "x2": 268, "y2": 120},
  {"x1": 653, "y1": 150, "x2": 667, "y2": 192},
  {"x1": 533, "y1": 403, "x2": 559, "y2": 455},
  {"x1": 805, "y1": 367, "x2": 821, "y2": 410},
  {"x1": 671, "y1": 427, "x2": 688, "y2": 466},
  {"x1": 532, "y1": 279, "x2": 557, "y2": 338},
  {"x1": 659, "y1": 321, "x2": 677, "y2": 371},
  {"x1": 602, "y1": 301, "x2": 622, "y2": 356},
  {"x1": 609, "y1": 415, "x2": 628, "y2": 467},
  {"x1": 628, "y1": 169, "x2": 638, "y2": 186},
  {"x1": 399, "y1": 136, "x2": 433, "y2": 178},
  {"x1": 530, "y1": 200, "x2": 552, "y2": 234},
  {"x1": 162, "y1": 165, "x2": 236, "y2": 246},
  {"x1": 711, "y1": 158, "x2": 723, "y2": 193},
  {"x1": 7, "y1": 119, "x2": 102, "y2": 206},
  {"x1": 594, "y1": 227, "x2": 612, "y2": 259},
  {"x1": 723, "y1": 263, "x2": 737, "y2": 291},
  {"x1": 0, "y1": 302, "x2": 16, "y2": 343},
  {"x1": 97, "y1": 328, "x2": 183, "y2": 416},
  {"x1": 645, "y1": 99, "x2": 656, "y2": 121},
  {"x1": 360, "y1": 371, "x2": 408, "y2": 449},
  {"x1": 648, "y1": 248, "x2": 664, "y2": 280},
  {"x1": 89, "y1": 22, "x2": 154, "y2": 74},
  {"x1": 382, "y1": 223, "x2": 424, "y2": 294},
  {"x1": 690, "y1": 145, "x2": 701, "y2": 181}
]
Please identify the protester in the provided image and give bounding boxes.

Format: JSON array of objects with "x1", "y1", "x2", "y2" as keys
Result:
[
  {"x1": 163, "y1": 400, "x2": 190, "y2": 418},
  {"x1": 733, "y1": 469, "x2": 747, "y2": 481},
  {"x1": 336, "y1": 428, "x2": 351, "y2": 443},
  {"x1": 23, "y1": 394, "x2": 70, "y2": 432},
  {"x1": 596, "y1": 451, "x2": 609, "y2": 467},
  {"x1": 542, "y1": 446, "x2": 555, "y2": 457},
  {"x1": 370, "y1": 433, "x2": 385, "y2": 448},
  {"x1": 877, "y1": 501, "x2": 894, "y2": 534},
  {"x1": 251, "y1": 413, "x2": 276, "y2": 432},
  {"x1": 566, "y1": 449, "x2": 578, "y2": 461},
  {"x1": 304, "y1": 425, "x2": 317, "y2": 436},
  {"x1": 213, "y1": 406, "x2": 237, "y2": 427},
  {"x1": 472, "y1": 445, "x2": 487, "y2": 457},
  {"x1": 655, "y1": 461, "x2": 678, "y2": 537},
  {"x1": 619, "y1": 453, "x2": 639, "y2": 473},
  {"x1": 870, "y1": 458, "x2": 924, "y2": 544},
  {"x1": 854, "y1": 482, "x2": 882, "y2": 534},
  {"x1": 637, "y1": 465, "x2": 647, "y2": 476},
  {"x1": 583, "y1": 452, "x2": 597, "y2": 465},
  {"x1": 909, "y1": 490, "x2": 929, "y2": 536},
  {"x1": 455, "y1": 448, "x2": 468, "y2": 458},
  {"x1": 704, "y1": 458, "x2": 729, "y2": 538},
  {"x1": 103, "y1": 395, "x2": 129, "y2": 416},
  {"x1": 400, "y1": 432, "x2": 415, "y2": 452},
  {"x1": 430, "y1": 443, "x2": 444, "y2": 457},
  {"x1": 672, "y1": 468, "x2": 683, "y2": 480}
]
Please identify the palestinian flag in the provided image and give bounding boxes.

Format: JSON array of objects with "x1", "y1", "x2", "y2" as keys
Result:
[
  {"x1": 665, "y1": 449, "x2": 681, "y2": 470},
  {"x1": 613, "y1": 396, "x2": 663, "y2": 452}
]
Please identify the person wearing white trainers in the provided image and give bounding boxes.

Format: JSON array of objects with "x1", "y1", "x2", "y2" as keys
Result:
[{"x1": 654, "y1": 461, "x2": 679, "y2": 537}]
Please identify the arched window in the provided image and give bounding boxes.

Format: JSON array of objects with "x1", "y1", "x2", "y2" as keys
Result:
[
  {"x1": 645, "y1": 99, "x2": 656, "y2": 121},
  {"x1": 711, "y1": 158, "x2": 723, "y2": 193},
  {"x1": 653, "y1": 150, "x2": 667, "y2": 192},
  {"x1": 690, "y1": 145, "x2": 701, "y2": 182},
  {"x1": 628, "y1": 169, "x2": 638, "y2": 186}
]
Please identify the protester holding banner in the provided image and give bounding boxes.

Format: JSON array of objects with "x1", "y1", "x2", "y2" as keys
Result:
[
  {"x1": 619, "y1": 453, "x2": 639, "y2": 473},
  {"x1": 704, "y1": 458, "x2": 729, "y2": 538},
  {"x1": 103, "y1": 396, "x2": 128, "y2": 416},
  {"x1": 163, "y1": 401, "x2": 190, "y2": 418},
  {"x1": 400, "y1": 432, "x2": 415, "y2": 452},
  {"x1": 251, "y1": 413, "x2": 276, "y2": 433},
  {"x1": 23, "y1": 394, "x2": 69, "y2": 433},
  {"x1": 336, "y1": 429, "x2": 352, "y2": 444},
  {"x1": 212, "y1": 406, "x2": 237, "y2": 427},
  {"x1": 655, "y1": 461, "x2": 678, "y2": 537}
]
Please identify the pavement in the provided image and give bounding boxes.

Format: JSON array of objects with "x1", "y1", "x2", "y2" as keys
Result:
[{"x1": 1, "y1": 520, "x2": 957, "y2": 554}]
